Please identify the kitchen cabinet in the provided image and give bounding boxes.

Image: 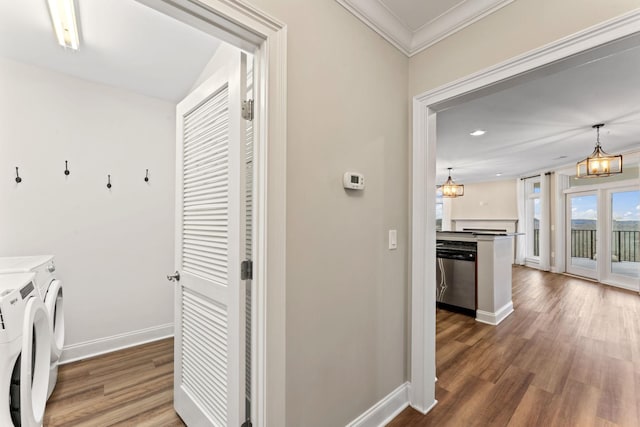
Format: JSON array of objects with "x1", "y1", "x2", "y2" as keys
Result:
[{"x1": 437, "y1": 231, "x2": 515, "y2": 325}]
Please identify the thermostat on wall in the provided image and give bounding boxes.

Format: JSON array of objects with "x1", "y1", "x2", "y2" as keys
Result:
[{"x1": 343, "y1": 172, "x2": 365, "y2": 190}]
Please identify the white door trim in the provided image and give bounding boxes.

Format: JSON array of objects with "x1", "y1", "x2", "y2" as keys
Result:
[
  {"x1": 410, "y1": 8, "x2": 640, "y2": 413},
  {"x1": 136, "y1": 1, "x2": 287, "y2": 425}
]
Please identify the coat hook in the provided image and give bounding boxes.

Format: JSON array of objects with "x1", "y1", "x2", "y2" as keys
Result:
[
  {"x1": 107, "y1": 174, "x2": 112, "y2": 189},
  {"x1": 144, "y1": 169, "x2": 149, "y2": 182},
  {"x1": 64, "y1": 160, "x2": 70, "y2": 176},
  {"x1": 15, "y1": 167, "x2": 22, "y2": 183}
]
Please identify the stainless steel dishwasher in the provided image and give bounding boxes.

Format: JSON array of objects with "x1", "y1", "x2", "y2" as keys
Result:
[{"x1": 436, "y1": 240, "x2": 477, "y2": 316}]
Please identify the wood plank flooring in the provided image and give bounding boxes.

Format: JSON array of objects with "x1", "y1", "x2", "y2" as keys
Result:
[
  {"x1": 389, "y1": 266, "x2": 640, "y2": 427},
  {"x1": 44, "y1": 266, "x2": 639, "y2": 426},
  {"x1": 44, "y1": 338, "x2": 185, "y2": 427}
]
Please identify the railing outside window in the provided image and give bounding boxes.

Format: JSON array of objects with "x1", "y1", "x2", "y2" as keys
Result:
[
  {"x1": 568, "y1": 230, "x2": 639, "y2": 262},
  {"x1": 612, "y1": 230, "x2": 639, "y2": 262}
]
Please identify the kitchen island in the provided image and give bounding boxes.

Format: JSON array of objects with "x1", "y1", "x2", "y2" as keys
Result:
[{"x1": 437, "y1": 231, "x2": 515, "y2": 325}]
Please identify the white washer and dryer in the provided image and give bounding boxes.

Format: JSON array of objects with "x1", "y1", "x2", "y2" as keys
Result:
[
  {"x1": 0, "y1": 256, "x2": 64, "y2": 399},
  {"x1": 0, "y1": 273, "x2": 51, "y2": 427}
]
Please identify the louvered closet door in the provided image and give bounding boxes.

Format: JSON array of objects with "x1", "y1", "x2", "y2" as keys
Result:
[{"x1": 174, "y1": 53, "x2": 247, "y2": 427}]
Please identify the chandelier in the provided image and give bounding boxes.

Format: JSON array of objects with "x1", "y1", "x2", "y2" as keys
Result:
[
  {"x1": 440, "y1": 168, "x2": 464, "y2": 198},
  {"x1": 576, "y1": 124, "x2": 622, "y2": 178}
]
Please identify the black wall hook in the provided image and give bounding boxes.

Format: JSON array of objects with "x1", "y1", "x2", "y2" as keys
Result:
[
  {"x1": 107, "y1": 174, "x2": 112, "y2": 189},
  {"x1": 15, "y1": 167, "x2": 22, "y2": 183},
  {"x1": 144, "y1": 169, "x2": 149, "y2": 182},
  {"x1": 64, "y1": 160, "x2": 70, "y2": 176}
]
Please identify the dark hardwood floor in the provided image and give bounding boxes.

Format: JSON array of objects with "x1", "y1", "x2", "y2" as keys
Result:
[
  {"x1": 44, "y1": 338, "x2": 185, "y2": 426},
  {"x1": 389, "y1": 265, "x2": 640, "y2": 427},
  {"x1": 44, "y1": 266, "x2": 639, "y2": 426}
]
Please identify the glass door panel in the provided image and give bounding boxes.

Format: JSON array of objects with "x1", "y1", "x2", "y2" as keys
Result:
[
  {"x1": 567, "y1": 193, "x2": 598, "y2": 278},
  {"x1": 610, "y1": 190, "x2": 640, "y2": 278}
]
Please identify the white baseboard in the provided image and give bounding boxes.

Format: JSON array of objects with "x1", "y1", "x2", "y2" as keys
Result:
[
  {"x1": 476, "y1": 301, "x2": 514, "y2": 326},
  {"x1": 59, "y1": 323, "x2": 174, "y2": 364},
  {"x1": 601, "y1": 280, "x2": 639, "y2": 292},
  {"x1": 411, "y1": 398, "x2": 438, "y2": 415},
  {"x1": 346, "y1": 382, "x2": 410, "y2": 427}
]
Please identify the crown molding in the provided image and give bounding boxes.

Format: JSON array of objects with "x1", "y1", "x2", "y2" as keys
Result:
[
  {"x1": 336, "y1": 0, "x2": 514, "y2": 57},
  {"x1": 336, "y1": 0, "x2": 413, "y2": 55}
]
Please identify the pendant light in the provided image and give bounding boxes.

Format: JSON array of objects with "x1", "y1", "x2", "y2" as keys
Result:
[
  {"x1": 576, "y1": 124, "x2": 622, "y2": 178},
  {"x1": 440, "y1": 168, "x2": 464, "y2": 198}
]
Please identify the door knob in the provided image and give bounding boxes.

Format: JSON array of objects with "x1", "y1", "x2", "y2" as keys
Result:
[{"x1": 167, "y1": 271, "x2": 181, "y2": 282}]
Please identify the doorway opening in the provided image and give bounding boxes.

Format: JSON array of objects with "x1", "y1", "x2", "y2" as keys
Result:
[
  {"x1": 0, "y1": 0, "x2": 286, "y2": 425},
  {"x1": 411, "y1": 10, "x2": 640, "y2": 414}
]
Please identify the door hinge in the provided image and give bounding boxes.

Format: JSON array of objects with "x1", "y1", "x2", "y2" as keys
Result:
[
  {"x1": 241, "y1": 260, "x2": 253, "y2": 280},
  {"x1": 242, "y1": 99, "x2": 254, "y2": 121}
]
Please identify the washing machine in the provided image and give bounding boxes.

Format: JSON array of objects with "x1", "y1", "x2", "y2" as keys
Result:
[
  {"x1": 0, "y1": 273, "x2": 51, "y2": 427},
  {"x1": 0, "y1": 256, "x2": 64, "y2": 399}
]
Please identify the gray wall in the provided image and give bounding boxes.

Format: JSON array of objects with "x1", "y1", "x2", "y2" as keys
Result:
[
  {"x1": 235, "y1": 0, "x2": 640, "y2": 424},
  {"x1": 409, "y1": 0, "x2": 640, "y2": 97},
  {"x1": 247, "y1": 0, "x2": 409, "y2": 426}
]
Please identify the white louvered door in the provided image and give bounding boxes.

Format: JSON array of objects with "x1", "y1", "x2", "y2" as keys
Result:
[{"x1": 174, "y1": 52, "x2": 247, "y2": 427}]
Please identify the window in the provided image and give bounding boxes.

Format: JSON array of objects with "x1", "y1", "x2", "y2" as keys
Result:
[{"x1": 525, "y1": 177, "x2": 541, "y2": 259}]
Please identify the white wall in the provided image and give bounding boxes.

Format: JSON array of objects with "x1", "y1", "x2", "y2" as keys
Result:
[
  {"x1": 450, "y1": 180, "x2": 518, "y2": 220},
  {"x1": 0, "y1": 57, "x2": 176, "y2": 359}
]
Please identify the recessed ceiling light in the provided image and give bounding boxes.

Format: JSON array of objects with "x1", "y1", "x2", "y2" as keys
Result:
[
  {"x1": 496, "y1": 173, "x2": 502, "y2": 176},
  {"x1": 470, "y1": 130, "x2": 486, "y2": 136}
]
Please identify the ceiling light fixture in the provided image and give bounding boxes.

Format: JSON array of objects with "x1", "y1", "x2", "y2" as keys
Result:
[
  {"x1": 576, "y1": 124, "x2": 622, "y2": 178},
  {"x1": 46, "y1": 0, "x2": 80, "y2": 50},
  {"x1": 470, "y1": 130, "x2": 486, "y2": 136},
  {"x1": 440, "y1": 168, "x2": 464, "y2": 198}
]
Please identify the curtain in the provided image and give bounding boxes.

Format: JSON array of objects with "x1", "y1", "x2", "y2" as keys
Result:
[
  {"x1": 553, "y1": 174, "x2": 570, "y2": 273},
  {"x1": 539, "y1": 173, "x2": 552, "y2": 271},
  {"x1": 442, "y1": 198, "x2": 453, "y2": 231},
  {"x1": 515, "y1": 178, "x2": 526, "y2": 265}
]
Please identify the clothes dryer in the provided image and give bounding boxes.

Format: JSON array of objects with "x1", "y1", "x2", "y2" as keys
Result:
[
  {"x1": 0, "y1": 256, "x2": 64, "y2": 399},
  {"x1": 0, "y1": 273, "x2": 51, "y2": 427}
]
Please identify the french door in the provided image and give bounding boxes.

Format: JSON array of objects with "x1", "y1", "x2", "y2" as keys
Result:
[
  {"x1": 566, "y1": 192, "x2": 598, "y2": 279},
  {"x1": 566, "y1": 186, "x2": 640, "y2": 290}
]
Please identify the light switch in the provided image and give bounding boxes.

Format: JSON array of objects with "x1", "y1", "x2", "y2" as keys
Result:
[{"x1": 389, "y1": 229, "x2": 397, "y2": 250}]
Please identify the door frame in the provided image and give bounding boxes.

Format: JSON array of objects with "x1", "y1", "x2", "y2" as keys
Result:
[
  {"x1": 136, "y1": 1, "x2": 287, "y2": 425},
  {"x1": 564, "y1": 181, "x2": 640, "y2": 291},
  {"x1": 410, "y1": 9, "x2": 640, "y2": 414}
]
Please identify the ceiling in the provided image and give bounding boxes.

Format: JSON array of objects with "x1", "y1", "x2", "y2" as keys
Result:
[
  {"x1": 2, "y1": 0, "x2": 639, "y2": 186},
  {"x1": 436, "y1": 38, "x2": 640, "y2": 184},
  {"x1": 336, "y1": 0, "x2": 513, "y2": 56},
  {"x1": 0, "y1": 0, "x2": 221, "y2": 102},
  {"x1": 337, "y1": 1, "x2": 640, "y2": 185}
]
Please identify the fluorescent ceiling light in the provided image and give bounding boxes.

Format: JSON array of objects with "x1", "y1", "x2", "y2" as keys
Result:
[
  {"x1": 47, "y1": 0, "x2": 80, "y2": 50},
  {"x1": 469, "y1": 129, "x2": 486, "y2": 136}
]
